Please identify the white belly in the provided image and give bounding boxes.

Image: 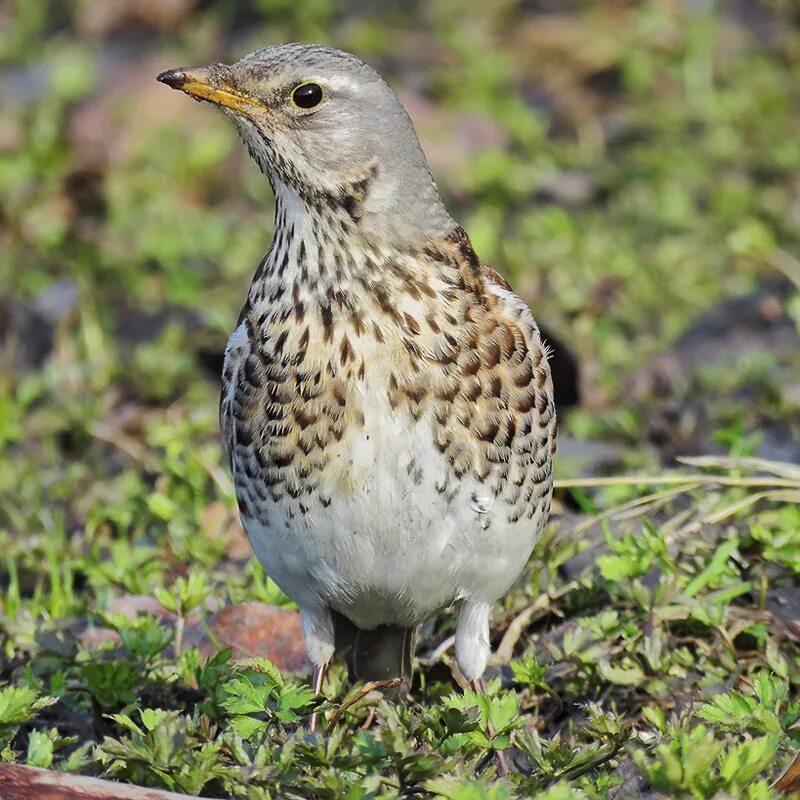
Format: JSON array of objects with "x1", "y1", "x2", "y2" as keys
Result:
[{"x1": 239, "y1": 395, "x2": 540, "y2": 630}]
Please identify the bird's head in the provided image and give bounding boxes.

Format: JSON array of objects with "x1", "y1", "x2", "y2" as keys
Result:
[{"x1": 157, "y1": 44, "x2": 453, "y2": 243}]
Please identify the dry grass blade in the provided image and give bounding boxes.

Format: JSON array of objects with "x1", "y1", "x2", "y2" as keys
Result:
[
  {"x1": 677, "y1": 455, "x2": 800, "y2": 482},
  {"x1": 660, "y1": 507, "x2": 696, "y2": 536},
  {"x1": 772, "y1": 749, "x2": 800, "y2": 796},
  {"x1": 702, "y1": 490, "x2": 800, "y2": 525},
  {"x1": 418, "y1": 635, "x2": 455, "y2": 667},
  {"x1": 566, "y1": 482, "x2": 704, "y2": 541},
  {"x1": 492, "y1": 594, "x2": 551, "y2": 664},
  {"x1": 194, "y1": 449, "x2": 235, "y2": 495},
  {"x1": 772, "y1": 247, "x2": 800, "y2": 290},
  {"x1": 555, "y1": 475, "x2": 800, "y2": 489},
  {"x1": 554, "y1": 457, "x2": 800, "y2": 554},
  {"x1": 90, "y1": 422, "x2": 158, "y2": 471}
]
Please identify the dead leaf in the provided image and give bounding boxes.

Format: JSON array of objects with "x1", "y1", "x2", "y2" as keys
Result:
[{"x1": 773, "y1": 750, "x2": 800, "y2": 796}]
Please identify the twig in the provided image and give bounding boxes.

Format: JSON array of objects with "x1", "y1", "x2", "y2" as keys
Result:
[
  {"x1": 360, "y1": 707, "x2": 376, "y2": 730},
  {"x1": 89, "y1": 422, "x2": 158, "y2": 471},
  {"x1": 193, "y1": 451, "x2": 235, "y2": 495},
  {"x1": 492, "y1": 595, "x2": 551, "y2": 665},
  {"x1": 325, "y1": 679, "x2": 401, "y2": 734},
  {"x1": 421, "y1": 635, "x2": 455, "y2": 665}
]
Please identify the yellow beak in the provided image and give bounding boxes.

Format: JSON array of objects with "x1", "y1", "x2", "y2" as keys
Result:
[{"x1": 156, "y1": 67, "x2": 263, "y2": 114}]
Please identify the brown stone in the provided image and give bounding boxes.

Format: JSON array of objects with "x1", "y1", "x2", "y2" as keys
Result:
[{"x1": 203, "y1": 602, "x2": 310, "y2": 675}]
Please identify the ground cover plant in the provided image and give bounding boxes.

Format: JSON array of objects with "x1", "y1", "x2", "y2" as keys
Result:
[{"x1": 1, "y1": 1, "x2": 800, "y2": 797}]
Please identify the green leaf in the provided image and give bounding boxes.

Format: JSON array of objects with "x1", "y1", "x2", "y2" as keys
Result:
[
  {"x1": 152, "y1": 586, "x2": 176, "y2": 613},
  {"x1": 222, "y1": 678, "x2": 270, "y2": 715},
  {"x1": 753, "y1": 670, "x2": 787, "y2": 711},
  {"x1": 229, "y1": 715, "x2": 268, "y2": 740},
  {"x1": 510, "y1": 656, "x2": 550, "y2": 689},
  {"x1": 0, "y1": 686, "x2": 57, "y2": 726},
  {"x1": 174, "y1": 573, "x2": 211, "y2": 614},
  {"x1": 683, "y1": 535, "x2": 738, "y2": 597},
  {"x1": 108, "y1": 713, "x2": 145, "y2": 736},
  {"x1": 486, "y1": 692, "x2": 521, "y2": 734},
  {"x1": 642, "y1": 705, "x2": 666, "y2": 733},
  {"x1": 140, "y1": 708, "x2": 170, "y2": 731},
  {"x1": 26, "y1": 729, "x2": 54, "y2": 768},
  {"x1": 535, "y1": 782, "x2": 588, "y2": 800},
  {"x1": 236, "y1": 657, "x2": 284, "y2": 688},
  {"x1": 425, "y1": 775, "x2": 513, "y2": 800},
  {"x1": 80, "y1": 661, "x2": 137, "y2": 709},
  {"x1": 719, "y1": 736, "x2": 778, "y2": 786},
  {"x1": 275, "y1": 684, "x2": 317, "y2": 722},
  {"x1": 599, "y1": 660, "x2": 645, "y2": 687},
  {"x1": 61, "y1": 742, "x2": 93, "y2": 773}
]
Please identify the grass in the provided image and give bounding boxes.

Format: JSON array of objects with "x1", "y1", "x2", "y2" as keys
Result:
[{"x1": 1, "y1": 1, "x2": 800, "y2": 797}]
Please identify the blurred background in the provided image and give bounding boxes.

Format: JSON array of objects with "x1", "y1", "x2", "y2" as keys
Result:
[
  {"x1": 1, "y1": 1, "x2": 800, "y2": 625},
  {"x1": 1, "y1": 2, "x2": 800, "y2": 791}
]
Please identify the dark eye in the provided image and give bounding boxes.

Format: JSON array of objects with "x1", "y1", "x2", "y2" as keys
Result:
[{"x1": 292, "y1": 82, "x2": 324, "y2": 109}]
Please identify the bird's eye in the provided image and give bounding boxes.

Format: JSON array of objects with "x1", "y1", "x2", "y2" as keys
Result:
[{"x1": 291, "y1": 82, "x2": 324, "y2": 110}]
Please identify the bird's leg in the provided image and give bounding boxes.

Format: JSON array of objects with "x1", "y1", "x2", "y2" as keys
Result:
[
  {"x1": 309, "y1": 662, "x2": 327, "y2": 733},
  {"x1": 312, "y1": 663, "x2": 327, "y2": 695},
  {"x1": 455, "y1": 601, "x2": 491, "y2": 683},
  {"x1": 300, "y1": 605, "x2": 335, "y2": 734},
  {"x1": 458, "y1": 602, "x2": 510, "y2": 771}
]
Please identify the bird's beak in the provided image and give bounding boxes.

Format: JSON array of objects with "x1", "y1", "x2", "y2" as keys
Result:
[{"x1": 156, "y1": 66, "x2": 264, "y2": 114}]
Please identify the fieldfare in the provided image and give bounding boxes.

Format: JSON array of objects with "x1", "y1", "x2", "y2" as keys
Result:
[{"x1": 157, "y1": 44, "x2": 556, "y2": 697}]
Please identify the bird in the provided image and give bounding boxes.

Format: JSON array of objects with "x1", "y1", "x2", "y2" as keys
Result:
[{"x1": 157, "y1": 44, "x2": 556, "y2": 703}]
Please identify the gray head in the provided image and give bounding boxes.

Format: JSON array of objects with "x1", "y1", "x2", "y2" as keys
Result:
[{"x1": 157, "y1": 44, "x2": 454, "y2": 244}]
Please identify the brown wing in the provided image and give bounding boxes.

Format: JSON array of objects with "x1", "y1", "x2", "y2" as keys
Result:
[
  {"x1": 219, "y1": 320, "x2": 252, "y2": 474},
  {"x1": 388, "y1": 237, "x2": 556, "y2": 526},
  {"x1": 465, "y1": 264, "x2": 556, "y2": 524},
  {"x1": 219, "y1": 305, "x2": 360, "y2": 522},
  {"x1": 481, "y1": 264, "x2": 513, "y2": 292}
]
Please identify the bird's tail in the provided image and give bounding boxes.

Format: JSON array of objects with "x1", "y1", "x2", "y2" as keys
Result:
[{"x1": 333, "y1": 611, "x2": 415, "y2": 695}]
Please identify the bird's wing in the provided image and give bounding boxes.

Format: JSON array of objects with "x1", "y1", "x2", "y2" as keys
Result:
[
  {"x1": 463, "y1": 262, "x2": 556, "y2": 524},
  {"x1": 219, "y1": 319, "x2": 252, "y2": 472},
  {"x1": 481, "y1": 264, "x2": 513, "y2": 292}
]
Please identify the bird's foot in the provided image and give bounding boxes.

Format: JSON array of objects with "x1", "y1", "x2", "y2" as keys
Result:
[
  {"x1": 469, "y1": 677, "x2": 486, "y2": 693},
  {"x1": 308, "y1": 663, "x2": 327, "y2": 733}
]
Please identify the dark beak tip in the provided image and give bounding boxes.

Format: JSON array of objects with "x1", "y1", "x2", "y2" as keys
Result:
[{"x1": 157, "y1": 68, "x2": 186, "y2": 89}]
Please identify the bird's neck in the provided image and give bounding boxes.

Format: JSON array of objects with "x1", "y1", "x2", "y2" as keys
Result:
[
  {"x1": 250, "y1": 178, "x2": 422, "y2": 305},
  {"x1": 241, "y1": 179, "x2": 486, "y2": 365}
]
